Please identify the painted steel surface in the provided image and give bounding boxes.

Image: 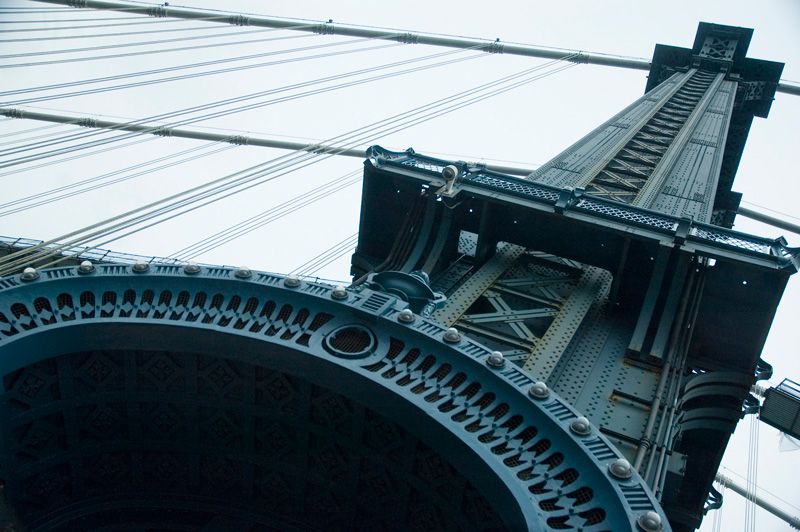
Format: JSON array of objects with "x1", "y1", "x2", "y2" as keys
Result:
[{"x1": 0, "y1": 263, "x2": 669, "y2": 531}]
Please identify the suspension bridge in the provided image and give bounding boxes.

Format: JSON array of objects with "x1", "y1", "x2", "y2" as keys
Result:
[{"x1": 1, "y1": 1, "x2": 799, "y2": 531}]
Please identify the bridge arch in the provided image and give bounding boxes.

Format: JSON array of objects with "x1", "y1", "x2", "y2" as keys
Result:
[{"x1": 0, "y1": 264, "x2": 665, "y2": 531}]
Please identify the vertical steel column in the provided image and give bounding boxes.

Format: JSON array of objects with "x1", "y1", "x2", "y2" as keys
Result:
[
  {"x1": 634, "y1": 73, "x2": 727, "y2": 208},
  {"x1": 626, "y1": 245, "x2": 671, "y2": 360}
]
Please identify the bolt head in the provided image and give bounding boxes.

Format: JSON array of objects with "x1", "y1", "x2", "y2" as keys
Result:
[
  {"x1": 637, "y1": 511, "x2": 662, "y2": 532},
  {"x1": 184, "y1": 261, "x2": 201, "y2": 274},
  {"x1": 21, "y1": 267, "x2": 39, "y2": 281},
  {"x1": 570, "y1": 416, "x2": 592, "y2": 436},
  {"x1": 132, "y1": 260, "x2": 149, "y2": 273},
  {"x1": 528, "y1": 381, "x2": 549, "y2": 399},
  {"x1": 486, "y1": 351, "x2": 506, "y2": 368},
  {"x1": 235, "y1": 266, "x2": 251, "y2": 279},
  {"x1": 78, "y1": 260, "x2": 94, "y2": 273},
  {"x1": 609, "y1": 458, "x2": 633, "y2": 479},
  {"x1": 283, "y1": 275, "x2": 301, "y2": 287},
  {"x1": 442, "y1": 327, "x2": 461, "y2": 343},
  {"x1": 331, "y1": 286, "x2": 348, "y2": 300},
  {"x1": 397, "y1": 309, "x2": 415, "y2": 323}
]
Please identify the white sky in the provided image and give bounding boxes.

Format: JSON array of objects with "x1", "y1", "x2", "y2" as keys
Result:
[{"x1": 1, "y1": 0, "x2": 799, "y2": 530}]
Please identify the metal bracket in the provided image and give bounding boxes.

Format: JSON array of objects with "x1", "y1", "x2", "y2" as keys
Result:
[
  {"x1": 674, "y1": 216, "x2": 692, "y2": 245},
  {"x1": 554, "y1": 187, "x2": 585, "y2": 214}
]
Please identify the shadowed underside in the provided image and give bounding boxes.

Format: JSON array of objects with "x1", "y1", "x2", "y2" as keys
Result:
[{"x1": 0, "y1": 265, "x2": 667, "y2": 531}]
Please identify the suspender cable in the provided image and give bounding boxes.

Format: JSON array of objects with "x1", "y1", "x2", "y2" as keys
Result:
[
  {"x1": 292, "y1": 233, "x2": 360, "y2": 277},
  {"x1": 26, "y1": 60, "x2": 574, "y2": 272},
  {"x1": 4, "y1": 39, "x2": 399, "y2": 105},
  {"x1": 0, "y1": 57, "x2": 575, "y2": 274},
  {"x1": 169, "y1": 170, "x2": 362, "y2": 261},
  {"x1": 0, "y1": 18, "x2": 172, "y2": 32},
  {"x1": 0, "y1": 16, "x2": 155, "y2": 23},
  {"x1": 0, "y1": 43, "x2": 485, "y2": 168},
  {"x1": 0, "y1": 16, "x2": 221, "y2": 35},
  {"x1": 0, "y1": 26, "x2": 274, "y2": 53},
  {"x1": 0, "y1": 142, "x2": 238, "y2": 216},
  {"x1": 0, "y1": 40, "x2": 412, "y2": 164},
  {"x1": 0, "y1": 108, "x2": 538, "y2": 176},
  {"x1": 1, "y1": 29, "x2": 317, "y2": 69},
  {"x1": 37, "y1": 0, "x2": 648, "y2": 69},
  {"x1": 40, "y1": 0, "x2": 800, "y2": 97},
  {"x1": 0, "y1": 33, "x2": 340, "y2": 99}
]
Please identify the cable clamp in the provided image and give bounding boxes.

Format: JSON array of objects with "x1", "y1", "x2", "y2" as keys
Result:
[
  {"x1": 147, "y1": 6, "x2": 168, "y2": 18},
  {"x1": 228, "y1": 15, "x2": 250, "y2": 26},
  {"x1": 568, "y1": 53, "x2": 589, "y2": 64},
  {"x1": 305, "y1": 143, "x2": 330, "y2": 154},
  {"x1": 154, "y1": 127, "x2": 173, "y2": 137},
  {"x1": 78, "y1": 117, "x2": 98, "y2": 128},
  {"x1": 229, "y1": 135, "x2": 249, "y2": 145},
  {"x1": 67, "y1": 0, "x2": 88, "y2": 7},
  {"x1": 484, "y1": 40, "x2": 504, "y2": 54},
  {"x1": 4, "y1": 109, "x2": 25, "y2": 119},
  {"x1": 398, "y1": 33, "x2": 419, "y2": 45},
  {"x1": 313, "y1": 23, "x2": 335, "y2": 35}
]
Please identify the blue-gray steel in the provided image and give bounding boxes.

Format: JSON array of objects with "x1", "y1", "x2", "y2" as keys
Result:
[
  {"x1": 0, "y1": 263, "x2": 669, "y2": 531},
  {"x1": 368, "y1": 146, "x2": 797, "y2": 270}
]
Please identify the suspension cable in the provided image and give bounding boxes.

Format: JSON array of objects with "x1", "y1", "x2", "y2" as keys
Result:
[
  {"x1": 0, "y1": 15, "x2": 153, "y2": 23},
  {"x1": 0, "y1": 23, "x2": 260, "y2": 49},
  {"x1": 292, "y1": 233, "x2": 360, "y2": 277},
  {"x1": 0, "y1": 38, "x2": 404, "y2": 163},
  {"x1": 0, "y1": 56, "x2": 574, "y2": 273},
  {"x1": 0, "y1": 36, "x2": 335, "y2": 98},
  {"x1": 0, "y1": 16, "x2": 211, "y2": 34},
  {"x1": 35, "y1": 0, "x2": 648, "y2": 70},
  {"x1": 169, "y1": 170, "x2": 362, "y2": 261},
  {"x1": 0, "y1": 141, "x2": 237, "y2": 216},
  {"x1": 0, "y1": 30, "x2": 321, "y2": 70},
  {"x1": 0, "y1": 42, "x2": 481, "y2": 169},
  {"x1": 3, "y1": 38, "x2": 396, "y2": 105}
]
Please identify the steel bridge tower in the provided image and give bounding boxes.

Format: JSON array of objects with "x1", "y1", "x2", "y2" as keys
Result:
[{"x1": 0, "y1": 22, "x2": 795, "y2": 532}]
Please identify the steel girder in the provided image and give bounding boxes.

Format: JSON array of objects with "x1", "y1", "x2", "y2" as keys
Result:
[{"x1": 0, "y1": 263, "x2": 669, "y2": 531}]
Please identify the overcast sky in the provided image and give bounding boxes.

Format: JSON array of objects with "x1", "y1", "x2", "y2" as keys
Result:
[{"x1": 1, "y1": 0, "x2": 799, "y2": 530}]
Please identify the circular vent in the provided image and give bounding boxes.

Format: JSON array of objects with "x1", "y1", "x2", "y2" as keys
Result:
[{"x1": 324, "y1": 325, "x2": 376, "y2": 359}]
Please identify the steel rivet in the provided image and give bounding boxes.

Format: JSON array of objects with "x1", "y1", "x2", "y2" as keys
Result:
[
  {"x1": 609, "y1": 458, "x2": 633, "y2": 479},
  {"x1": 570, "y1": 416, "x2": 592, "y2": 436},
  {"x1": 443, "y1": 327, "x2": 461, "y2": 343},
  {"x1": 397, "y1": 309, "x2": 415, "y2": 323},
  {"x1": 20, "y1": 267, "x2": 39, "y2": 281},
  {"x1": 486, "y1": 351, "x2": 506, "y2": 368},
  {"x1": 637, "y1": 511, "x2": 663, "y2": 532},
  {"x1": 78, "y1": 260, "x2": 94, "y2": 274},
  {"x1": 528, "y1": 381, "x2": 549, "y2": 399},
  {"x1": 284, "y1": 275, "x2": 301, "y2": 287},
  {"x1": 184, "y1": 261, "x2": 201, "y2": 274}
]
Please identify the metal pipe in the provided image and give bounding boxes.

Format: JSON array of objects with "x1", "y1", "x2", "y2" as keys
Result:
[
  {"x1": 738, "y1": 206, "x2": 800, "y2": 236},
  {"x1": 37, "y1": 0, "x2": 650, "y2": 70},
  {"x1": 643, "y1": 357, "x2": 681, "y2": 483},
  {"x1": 715, "y1": 473, "x2": 800, "y2": 529},
  {"x1": 633, "y1": 257, "x2": 696, "y2": 472},
  {"x1": 654, "y1": 268, "x2": 706, "y2": 499}
]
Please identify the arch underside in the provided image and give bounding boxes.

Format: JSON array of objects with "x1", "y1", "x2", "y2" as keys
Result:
[
  {"x1": 0, "y1": 269, "x2": 663, "y2": 531},
  {"x1": 3, "y1": 346, "x2": 506, "y2": 532}
]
